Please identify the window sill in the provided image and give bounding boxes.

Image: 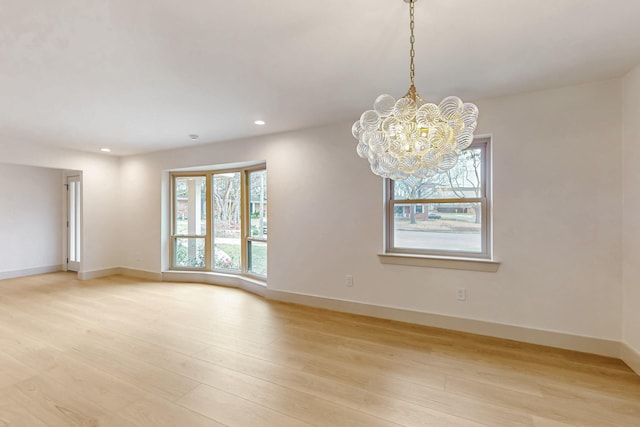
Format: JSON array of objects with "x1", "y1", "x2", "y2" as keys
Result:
[{"x1": 378, "y1": 253, "x2": 500, "y2": 272}]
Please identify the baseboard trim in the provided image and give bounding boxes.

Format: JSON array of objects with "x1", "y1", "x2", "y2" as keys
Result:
[
  {"x1": 79, "y1": 267, "x2": 163, "y2": 281},
  {"x1": 621, "y1": 343, "x2": 640, "y2": 375},
  {"x1": 78, "y1": 267, "x2": 122, "y2": 280},
  {"x1": 162, "y1": 270, "x2": 267, "y2": 297},
  {"x1": 118, "y1": 268, "x2": 163, "y2": 281},
  {"x1": 0, "y1": 265, "x2": 63, "y2": 280},
  {"x1": 267, "y1": 289, "x2": 621, "y2": 358}
]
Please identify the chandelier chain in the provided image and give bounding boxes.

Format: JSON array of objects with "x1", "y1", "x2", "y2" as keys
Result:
[{"x1": 409, "y1": 0, "x2": 415, "y2": 88}]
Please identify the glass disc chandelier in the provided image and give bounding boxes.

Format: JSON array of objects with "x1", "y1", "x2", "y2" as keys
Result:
[{"x1": 352, "y1": 0, "x2": 479, "y2": 180}]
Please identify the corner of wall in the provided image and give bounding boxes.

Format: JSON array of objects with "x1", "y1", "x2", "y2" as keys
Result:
[
  {"x1": 621, "y1": 62, "x2": 640, "y2": 366},
  {"x1": 621, "y1": 343, "x2": 640, "y2": 376}
]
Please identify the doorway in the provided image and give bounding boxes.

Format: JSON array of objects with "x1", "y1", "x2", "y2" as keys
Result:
[{"x1": 66, "y1": 175, "x2": 81, "y2": 272}]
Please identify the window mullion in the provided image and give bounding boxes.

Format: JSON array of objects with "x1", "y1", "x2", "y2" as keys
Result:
[
  {"x1": 205, "y1": 174, "x2": 212, "y2": 270},
  {"x1": 390, "y1": 197, "x2": 483, "y2": 205},
  {"x1": 241, "y1": 170, "x2": 249, "y2": 274}
]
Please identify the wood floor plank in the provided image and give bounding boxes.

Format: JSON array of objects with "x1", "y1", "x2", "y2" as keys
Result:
[
  {"x1": 172, "y1": 352, "x2": 403, "y2": 427},
  {"x1": 269, "y1": 332, "x2": 544, "y2": 396},
  {"x1": 0, "y1": 325, "x2": 63, "y2": 373},
  {"x1": 194, "y1": 343, "x2": 525, "y2": 426},
  {"x1": 1, "y1": 272, "x2": 639, "y2": 426},
  {"x1": 65, "y1": 340, "x2": 200, "y2": 402},
  {"x1": 110, "y1": 332, "x2": 461, "y2": 426},
  {"x1": 118, "y1": 397, "x2": 226, "y2": 427},
  {"x1": 0, "y1": 350, "x2": 36, "y2": 389},
  {"x1": 39, "y1": 350, "x2": 145, "y2": 412},
  {"x1": 445, "y1": 375, "x2": 639, "y2": 427},
  {"x1": 432, "y1": 344, "x2": 640, "y2": 403},
  {"x1": 531, "y1": 415, "x2": 577, "y2": 427},
  {"x1": 0, "y1": 387, "x2": 49, "y2": 427},
  {"x1": 178, "y1": 383, "x2": 314, "y2": 427},
  {"x1": 13, "y1": 376, "x2": 109, "y2": 427}
]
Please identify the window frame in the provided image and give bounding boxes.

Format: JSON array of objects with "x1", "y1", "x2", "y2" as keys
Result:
[
  {"x1": 170, "y1": 173, "x2": 210, "y2": 270},
  {"x1": 211, "y1": 168, "x2": 243, "y2": 273},
  {"x1": 384, "y1": 137, "x2": 492, "y2": 260},
  {"x1": 170, "y1": 164, "x2": 267, "y2": 278},
  {"x1": 245, "y1": 168, "x2": 268, "y2": 276}
]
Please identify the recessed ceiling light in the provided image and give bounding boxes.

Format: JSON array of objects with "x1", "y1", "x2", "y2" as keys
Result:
[
  {"x1": 254, "y1": 120, "x2": 266, "y2": 126},
  {"x1": 100, "y1": 148, "x2": 111, "y2": 153},
  {"x1": 189, "y1": 134, "x2": 199, "y2": 140}
]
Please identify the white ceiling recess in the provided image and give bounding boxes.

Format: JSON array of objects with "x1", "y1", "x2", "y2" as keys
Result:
[{"x1": 1, "y1": 0, "x2": 640, "y2": 155}]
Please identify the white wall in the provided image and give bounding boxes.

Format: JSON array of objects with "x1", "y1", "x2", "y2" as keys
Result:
[
  {"x1": 0, "y1": 140, "x2": 121, "y2": 274},
  {"x1": 0, "y1": 163, "x2": 63, "y2": 276},
  {"x1": 120, "y1": 79, "x2": 623, "y2": 342},
  {"x1": 622, "y1": 64, "x2": 640, "y2": 355}
]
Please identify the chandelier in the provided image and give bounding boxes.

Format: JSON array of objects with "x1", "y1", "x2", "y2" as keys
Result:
[{"x1": 352, "y1": 0, "x2": 479, "y2": 180}]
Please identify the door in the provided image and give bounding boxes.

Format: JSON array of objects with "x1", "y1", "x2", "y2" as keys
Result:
[{"x1": 67, "y1": 175, "x2": 81, "y2": 272}]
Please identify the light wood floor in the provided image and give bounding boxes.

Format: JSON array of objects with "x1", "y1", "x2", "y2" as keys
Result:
[{"x1": 0, "y1": 273, "x2": 638, "y2": 426}]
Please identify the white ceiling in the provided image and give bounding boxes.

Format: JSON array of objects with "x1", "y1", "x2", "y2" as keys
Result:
[{"x1": 2, "y1": 0, "x2": 640, "y2": 156}]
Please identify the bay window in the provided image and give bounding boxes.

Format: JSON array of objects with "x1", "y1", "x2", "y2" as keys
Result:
[{"x1": 171, "y1": 165, "x2": 267, "y2": 278}]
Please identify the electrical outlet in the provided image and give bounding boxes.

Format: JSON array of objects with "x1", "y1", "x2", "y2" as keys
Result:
[
  {"x1": 345, "y1": 275, "x2": 354, "y2": 287},
  {"x1": 456, "y1": 288, "x2": 467, "y2": 301}
]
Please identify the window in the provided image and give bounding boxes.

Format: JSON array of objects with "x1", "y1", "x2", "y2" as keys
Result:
[
  {"x1": 212, "y1": 172, "x2": 241, "y2": 271},
  {"x1": 247, "y1": 169, "x2": 267, "y2": 276},
  {"x1": 385, "y1": 138, "x2": 491, "y2": 259},
  {"x1": 172, "y1": 175, "x2": 207, "y2": 268},
  {"x1": 171, "y1": 165, "x2": 267, "y2": 278}
]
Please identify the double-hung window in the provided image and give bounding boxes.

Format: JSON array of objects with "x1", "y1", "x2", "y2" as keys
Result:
[
  {"x1": 171, "y1": 165, "x2": 267, "y2": 277},
  {"x1": 385, "y1": 137, "x2": 491, "y2": 259},
  {"x1": 172, "y1": 175, "x2": 208, "y2": 268}
]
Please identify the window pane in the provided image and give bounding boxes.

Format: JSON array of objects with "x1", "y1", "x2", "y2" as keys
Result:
[
  {"x1": 248, "y1": 240, "x2": 267, "y2": 276},
  {"x1": 174, "y1": 237, "x2": 205, "y2": 268},
  {"x1": 393, "y1": 202, "x2": 482, "y2": 253},
  {"x1": 393, "y1": 148, "x2": 482, "y2": 200},
  {"x1": 68, "y1": 179, "x2": 81, "y2": 263},
  {"x1": 174, "y1": 176, "x2": 206, "y2": 235},
  {"x1": 249, "y1": 170, "x2": 267, "y2": 239},
  {"x1": 212, "y1": 172, "x2": 241, "y2": 271},
  {"x1": 214, "y1": 243, "x2": 239, "y2": 270}
]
